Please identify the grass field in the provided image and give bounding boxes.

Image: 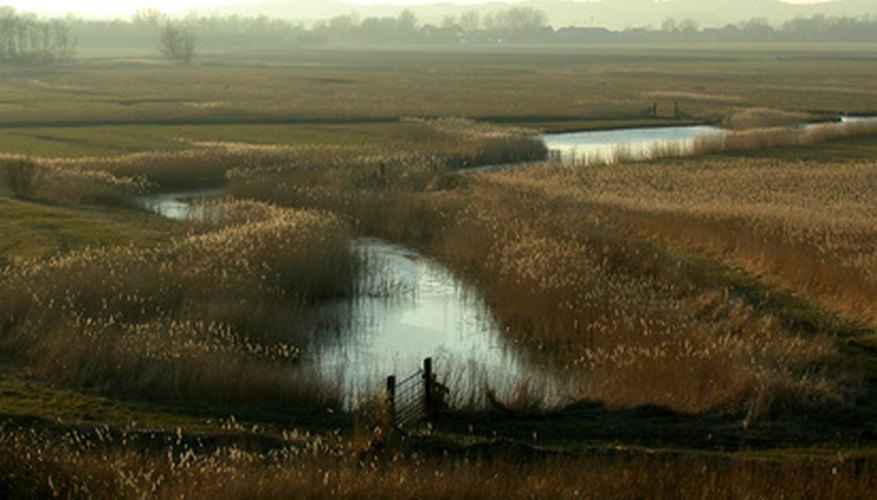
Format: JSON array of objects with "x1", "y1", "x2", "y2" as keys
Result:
[
  {"x1": 2, "y1": 44, "x2": 877, "y2": 497},
  {"x1": 1, "y1": 44, "x2": 876, "y2": 157}
]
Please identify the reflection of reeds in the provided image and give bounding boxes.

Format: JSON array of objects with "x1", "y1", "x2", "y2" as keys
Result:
[
  {"x1": 0, "y1": 202, "x2": 359, "y2": 409},
  {"x1": 561, "y1": 119, "x2": 877, "y2": 167},
  {"x1": 436, "y1": 357, "x2": 577, "y2": 414}
]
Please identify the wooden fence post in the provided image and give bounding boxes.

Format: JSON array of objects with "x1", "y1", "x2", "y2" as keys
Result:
[
  {"x1": 423, "y1": 357, "x2": 433, "y2": 418},
  {"x1": 386, "y1": 375, "x2": 396, "y2": 428}
]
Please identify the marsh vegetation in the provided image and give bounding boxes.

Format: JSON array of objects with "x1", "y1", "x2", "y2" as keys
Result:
[{"x1": 2, "y1": 44, "x2": 877, "y2": 497}]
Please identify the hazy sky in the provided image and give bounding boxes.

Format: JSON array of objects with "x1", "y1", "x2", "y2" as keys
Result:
[{"x1": 0, "y1": 0, "x2": 841, "y2": 17}]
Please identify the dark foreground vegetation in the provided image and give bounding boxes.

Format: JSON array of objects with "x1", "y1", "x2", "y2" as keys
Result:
[{"x1": 2, "y1": 422, "x2": 877, "y2": 499}]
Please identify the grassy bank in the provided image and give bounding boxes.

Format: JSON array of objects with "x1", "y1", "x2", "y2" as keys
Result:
[{"x1": 0, "y1": 195, "x2": 178, "y2": 266}]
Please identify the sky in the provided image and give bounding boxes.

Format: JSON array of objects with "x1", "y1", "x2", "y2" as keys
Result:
[{"x1": 0, "y1": 0, "x2": 841, "y2": 18}]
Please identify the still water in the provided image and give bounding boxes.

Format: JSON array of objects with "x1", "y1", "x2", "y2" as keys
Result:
[
  {"x1": 136, "y1": 117, "x2": 875, "y2": 404},
  {"x1": 541, "y1": 125, "x2": 722, "y2": 164},
  {"x1": 136, "y1": 192, "x2": 575, "y2": 407}
]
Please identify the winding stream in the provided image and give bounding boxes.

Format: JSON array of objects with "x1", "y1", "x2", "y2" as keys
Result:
[
  {"x1": 134, "y1": 193, "x2": 575, "y2": 407},
  {"x1": 136, "y1": 118, "x2": 876, "y2": 406}
]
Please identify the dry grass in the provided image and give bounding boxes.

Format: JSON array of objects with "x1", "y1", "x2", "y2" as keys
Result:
[
  {"x1": 1, "y1": 156, "x2": 145, "y2": 206},
  {"x1": 0, "y1": 201, "x2": 358, "y2": 409},
  {"x1": 431, "y1": 184, "x2": 849, "y2": 417},
  {"x1": 226, "y1": 118, "x2": 542, "y2": 245},
  {"x1": 501, "y1": 155, "x2": 877, "y2": 329},
  {"x1": 224, "y1": 134, "x2": 858, "y2": 418},
  {"x1": 4, "y1": 115, "x2": 868, "y2": 419},
  {"x1": 721, "y1": 107, "x2": 812, "y2": 130},
  {"x1": 1, "y1": 427, "x2": 875, "y2": 499},
  {"x1": 2, "y1": 118, "x2": 544, "y2": 208},
  {"x1": 695, "y1": 119, "x2": 877, "y2": 156},
  {"x1": 394, "y1": 117, "x2": 547, "y2": 168}
]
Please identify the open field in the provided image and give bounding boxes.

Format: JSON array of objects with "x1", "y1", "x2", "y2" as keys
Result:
[
  {"x1": 2, "y1": 45, "x2": 877, "y2": 496},
  {"x1": 1, "y1": 44, "x2": 876, "y2": 157},
  {"x1": 0, "y1": 196, "x2": 180, "y2": 265}
]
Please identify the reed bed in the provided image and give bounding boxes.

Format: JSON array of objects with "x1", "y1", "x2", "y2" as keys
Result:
[
  {"x1": 499, "y1": 155, "x2": 877, "y2": 328},
  {"x1": 1, "y1": 156, "x2": 144, "y2": 205},
  {"x1": 0, "y1": 201, "x2": 358, "y2": 409},
  {"x1": 225, "y1": 118, "x2": 542, "y2": 244},
  {"x1": 695, "y1": 119, "x2": 877, "y2": 156},
  {"x1": 1, "y1": 427, "x2": 875, "y2": 499},
  {"x1": 721, "y1": 107, "x2": 811, "y2": 130},
  {"x1": 226, "y1": 143, "x2": 855, "y2": 417},
  {"x1": 15, "y1": 118, "x2": 544, "y2": 206},
  {"x1": 432, "y1": 185, "x2": 849, "y2": 417},
  {"x1": 5, "y1": 116, "x2": 867, "y2": 417},
  {"x1": 395, "y1": 117, "x2": 547, "y2": 168}
]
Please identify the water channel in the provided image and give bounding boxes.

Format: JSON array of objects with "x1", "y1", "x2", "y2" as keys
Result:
[
  {"x1": 541, "y1": 124, "x2": 721, "y2": 164},
  {"x1": 135, "y1": 193, "x2": 575, "y2": 407},
  {"x1": 136, "y1": 118, "x2": 876, "y2": 406}
]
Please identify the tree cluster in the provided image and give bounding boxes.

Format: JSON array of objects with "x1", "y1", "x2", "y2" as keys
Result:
[
  {"x1": 159, "y1": 23, "x2": 197, "y2": 63},
  {"x1": 0, "y1": 7, "x2": 75, "y2": 62},
  {"x1": 312, "y1": 8, "x2": 550, "y2": 44},
  {"x1": 556, "y1": 15, "x2": 877, "y2": 44}
]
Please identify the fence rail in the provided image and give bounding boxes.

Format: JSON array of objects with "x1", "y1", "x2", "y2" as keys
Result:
[{"x1": 386, "y1": 357, "x2": 433, "y2": 429}]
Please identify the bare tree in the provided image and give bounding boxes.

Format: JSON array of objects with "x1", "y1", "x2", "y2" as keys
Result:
[
  {"x1": 0, "y1": 9, "x2": 74, "y2": 62},
  {"x1": 159, "y1": 23, "x2": 196, "y2": 63}
]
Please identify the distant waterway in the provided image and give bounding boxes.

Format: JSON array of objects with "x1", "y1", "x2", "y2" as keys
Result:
[
  {"x1": 540, "y1": 125, "x2": 723, "y2": 164},
  {"x1": 539, "y1": 115, "x2": 877, "y2": 164}
]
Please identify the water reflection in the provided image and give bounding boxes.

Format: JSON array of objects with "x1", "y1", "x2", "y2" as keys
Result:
[
  {"x1": 137, "y1": 194, "x2": 576, "y2": 408},
  {"x1": 541, "y1": 125, "x2": 722, "y2": 164},
  {"x1": 305, "y1": 239, "x2": 574, "y2": 407},
  {"x1": 133, "y1": 189, "x2": 224, "y2": 222}
]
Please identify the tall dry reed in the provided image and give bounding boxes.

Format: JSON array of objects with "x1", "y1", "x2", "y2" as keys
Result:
[
  {"x1": 0, "y1": 201, "x2": 358, "y2": 409},
  {"x1": 432, "y1": 183, "x2": 850, "y2": 417},
  {"x1": 224, "y1": 139, "x2": 856, "y2": 417}
]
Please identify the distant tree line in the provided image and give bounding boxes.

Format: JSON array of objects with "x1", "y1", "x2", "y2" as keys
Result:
[
  {"x1": 2, "y1": 5, "x2": 877, "y2": 64},
  {"x1": 556, "y1": 15, "x2": 877, "y2": 44},
  {"x1": 0, "y1": 7, "x2": 75, "y2": 62},
  {"x1": 114, "y1": 10, "x2": 877, "y2": 47},
  {"x1": 309, "y1": 8, "x2": 551, "y2": 44}
]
